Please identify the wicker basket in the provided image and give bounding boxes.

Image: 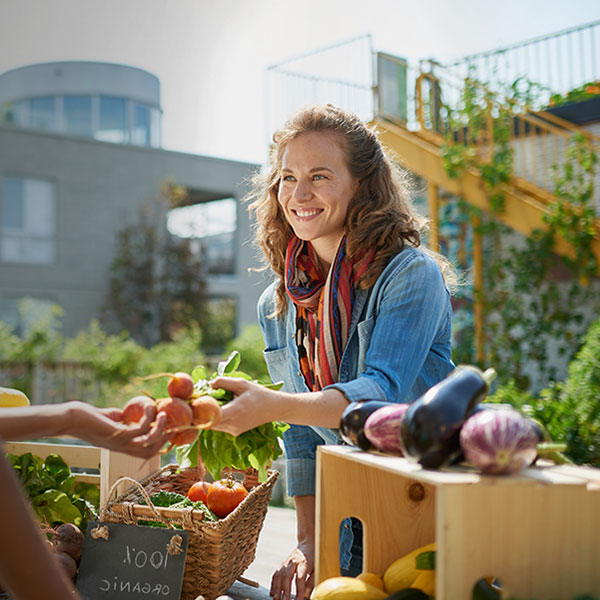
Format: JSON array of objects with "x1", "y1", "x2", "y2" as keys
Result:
[{"x1": 101, "y1": 464, "x2": 279, "y2": 600}]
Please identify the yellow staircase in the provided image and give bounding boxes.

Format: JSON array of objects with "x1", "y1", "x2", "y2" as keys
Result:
[{"x1": 370, "y1": 68, "x2": 600, "y2": 359}]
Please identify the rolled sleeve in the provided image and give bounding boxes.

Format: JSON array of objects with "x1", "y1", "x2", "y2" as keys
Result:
[
  {"x1": 283, "y1": 424, "x2": 324, "y2": 496},
  {"x1": 326, "y1": 376, "x2": 386, "y2": 403}
]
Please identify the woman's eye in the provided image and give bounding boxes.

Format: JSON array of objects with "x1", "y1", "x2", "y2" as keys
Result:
[
  {"x1": 282, "y1": 175, "x2": 295, "y2": 182},
  {"x1": 313, "y1": 174, "x2": 326, "y2": 180}
]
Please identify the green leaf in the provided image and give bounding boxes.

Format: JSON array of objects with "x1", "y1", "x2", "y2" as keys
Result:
[
  {"x1": 31, "y1": 489, "x2": 82, "y2": 526},
  {"x1": 191, "y1": 364, "x2": 208, "y2": 383},
  {"x1": 263, "y1": 381, "x2": 284, "y2": 391},
  {"x1": 175, "y1": 433, "x2": 200, "y2": 470},
  {"x1": 217, "y1": 350, "x2": 241, "y2": 376}
]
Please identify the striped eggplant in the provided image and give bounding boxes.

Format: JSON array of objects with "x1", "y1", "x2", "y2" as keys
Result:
[
  {"x1": 363, "y1": 403, "x2": 409, "y2": 455},
  {"x1": 459, "y1": 408, "x2": 539, "y2": 475},
  {"x1": 339, "y1": 400, "x2": 393, "y2": 450}
]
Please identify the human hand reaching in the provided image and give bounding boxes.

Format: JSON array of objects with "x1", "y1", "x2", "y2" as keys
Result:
[
  {"x1": 270, "y1": 540, "x2": 314, "y2": 600},
  {"x1": 67, "y1": 401, "x2": 172, "y2": 458}
]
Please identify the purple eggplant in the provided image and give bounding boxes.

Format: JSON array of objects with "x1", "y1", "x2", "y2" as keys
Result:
[
  {"x1": 363, "y1": 403, "x2": 409, "y2": 454},
  {"x1": 399, "y1": 365, "x2": 497, "y2": 469},
  {"x1": 339, "y1": 400, "x2": 392, "y2": 450},
  {"x1": 459, "y1": 407, "x2": 539, "y2": 474}
]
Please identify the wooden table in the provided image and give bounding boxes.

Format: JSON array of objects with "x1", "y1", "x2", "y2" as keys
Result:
[{"x1": 315, "y1": 445, "x2": 600, "y2": 599}]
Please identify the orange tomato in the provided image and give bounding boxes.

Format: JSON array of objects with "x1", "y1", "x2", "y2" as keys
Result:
[
  {"x1": 187, "y1": 481, "x2": 213, "y2": 504},
  {"x1": 206, "y1": 478, "x2": 248, "y2": 518}
]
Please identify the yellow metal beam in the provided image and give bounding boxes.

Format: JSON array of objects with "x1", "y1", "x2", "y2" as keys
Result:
[
  {"x1": 371, "y1": 117, "x2": 600, "y2": 269},
  {"x1": 427, "y1": 183, "x2": 440, "y2": 253},
  {"x1": 472, "y1": 216, "x2": 485, "y2": 365}
]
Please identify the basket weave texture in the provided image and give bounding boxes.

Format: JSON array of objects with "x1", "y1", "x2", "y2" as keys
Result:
[{"x1": 102, "y1": 464, "x2": 278, "y2": 600}]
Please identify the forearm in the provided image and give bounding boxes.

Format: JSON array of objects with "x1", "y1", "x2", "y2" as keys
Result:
[
  {"x1": 294, "y1": 494, "x2": 316, "y2": 544},
  {"x1": 279, "y1": 388, "x2": 349, "y2": 429},
  {"x1": 0, "y1": 403, "x2": 74, "y2": 440},
  {"x1": 0, "y1": 448, "x2": 80, "y2": 599}
]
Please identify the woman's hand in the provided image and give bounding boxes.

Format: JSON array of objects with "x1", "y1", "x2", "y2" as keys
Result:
[
  {"x1": 66, "y1": 401, "x2": 172, "y2": 458},
  {"x1": 270, "y1": 540, "x2": 314, "y2": 600},
  {"x1": 209, "y1": 376, "x2": 281, "y2": 436}
]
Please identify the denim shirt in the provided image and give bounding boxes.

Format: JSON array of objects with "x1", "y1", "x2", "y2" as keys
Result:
[{"x1": 258, "y1": 247, "x2": 454, "y2": 568}]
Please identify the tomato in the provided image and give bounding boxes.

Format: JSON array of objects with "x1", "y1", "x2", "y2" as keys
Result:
[
  {"x1": 187, "y1": 481, "x2": 213, "y2": 504},
  {"x1": 206, "y1": 478, "x2": 249, "y2": 518}
]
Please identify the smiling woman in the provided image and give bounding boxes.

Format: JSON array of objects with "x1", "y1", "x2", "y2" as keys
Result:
[{"x1": 208, "y1": 104, "x2": 457, "y2": 600}]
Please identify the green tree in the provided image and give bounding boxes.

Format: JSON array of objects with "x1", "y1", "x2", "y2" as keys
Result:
[{"x1": 105, "y1": 204, "x2": 208, "y2": 346}]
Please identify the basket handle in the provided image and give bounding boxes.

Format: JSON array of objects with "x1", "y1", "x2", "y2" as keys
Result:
[{"x1": 100, "y1": 476, "x2": 173, "y2": 528}]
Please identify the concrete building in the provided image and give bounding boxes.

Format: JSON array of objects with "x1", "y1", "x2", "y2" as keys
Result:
[{"x1": 0, "y1": 61, "x2": 265, "y2": 339}]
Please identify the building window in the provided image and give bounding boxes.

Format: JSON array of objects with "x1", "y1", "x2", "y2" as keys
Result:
[
  {"x1": 132, "y1": 103, "x2": 150, "y2": 146},
  {"x1": 1, "y1": 177, "x2": 56, "y2": 264},
  {"x1": 97, "y1": 96, "x2": 127, "y2": 143},
  {"x1": 0, "y1": 296, "x2": 56, "y2": 338},
  {"x1": 64, "y1": 95, "x2": 93, "y2": 136},
  {"x1": 29, "y1": 96, "x2": 57, "y2": 131},
  {"x1": 167, "y1": 197, "x2": 237, "y2": 275}
]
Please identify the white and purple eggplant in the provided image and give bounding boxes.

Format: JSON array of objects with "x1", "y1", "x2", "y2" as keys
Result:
[
  {"x1": 363, "y1": 403, "x2": 409, "y2": 455},
  {"x1": 459, "y1": 407, "x2": 539, "y2": 475},
  {"x1": 339, "y1": 400, "x2": 393, "y2": 450}
]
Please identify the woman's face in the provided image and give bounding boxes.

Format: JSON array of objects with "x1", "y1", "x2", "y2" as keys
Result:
[{"x1": 278, "y1": 130, "x2": 359, "y2": 267}]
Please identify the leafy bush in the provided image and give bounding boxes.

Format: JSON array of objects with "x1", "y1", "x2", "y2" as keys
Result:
[
  {"x1": 225, "y1": 324, "x2": 269, "y2": 383},
  {"x1": 489, "y1": 316, "x2": 600, "y2": 466}
]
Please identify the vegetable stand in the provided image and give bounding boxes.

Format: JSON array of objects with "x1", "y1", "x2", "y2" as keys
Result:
[
  {"x1": 315, "y1": 445, "x2": 600, "y2": 599},
  {"x1": 4, "y1": 440, "x2": 160, "y2": 505}
]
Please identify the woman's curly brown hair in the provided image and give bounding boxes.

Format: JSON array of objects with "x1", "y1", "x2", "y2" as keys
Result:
[{"x1": 246, "y1": 104, "x2": 455, "y2": 316}]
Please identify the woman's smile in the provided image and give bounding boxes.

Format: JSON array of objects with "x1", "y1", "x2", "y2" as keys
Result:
[{"x1": 292, "y1": 207, "x2": 324, "y2": 220}]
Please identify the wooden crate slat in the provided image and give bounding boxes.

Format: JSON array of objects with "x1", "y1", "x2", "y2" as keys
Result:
[{"x1": 4, "y1": 441, "x2": 101, "y2": 469}]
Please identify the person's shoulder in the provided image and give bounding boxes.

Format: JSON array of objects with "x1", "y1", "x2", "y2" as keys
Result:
[{"x1": 382, "y1": 246, "x2": 443, "y2": 280}]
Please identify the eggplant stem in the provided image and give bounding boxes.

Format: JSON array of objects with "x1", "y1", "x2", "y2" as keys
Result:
[{"x1": 482, "y1": 368, "x2": 497, "y2": 387}]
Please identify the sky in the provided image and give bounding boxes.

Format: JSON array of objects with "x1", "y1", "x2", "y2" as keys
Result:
[{"x1": 1, "y1": 0, "x2": 599, "y2": 165}]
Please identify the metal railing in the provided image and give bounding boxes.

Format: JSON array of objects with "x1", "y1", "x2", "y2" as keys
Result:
[{"x1": 444, "y1": 20, "x2": 600, "y2": 101}]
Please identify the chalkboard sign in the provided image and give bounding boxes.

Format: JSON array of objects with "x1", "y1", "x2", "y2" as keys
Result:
[{"x1": 76, "y1": 521, "x2": 189, "y2": 599}]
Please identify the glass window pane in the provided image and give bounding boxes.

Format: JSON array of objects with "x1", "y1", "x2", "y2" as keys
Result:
[
  {"x1": 2, "y1": 99, "x2": 28, "y2": 126},
  {"x1": 30, "y1": 96, "x2": 57, "y2": 131},
  {"x1": 24, "y1": 179, "x2": 54, "y2": 236},
  {"x1": 132, "y1": 103, "x2": 150, "y2": 146},
  {"x1": 150, "y1": 108, "x2": 161, "y2": 147},
  {"x1": 2, "y1": 178, "x2": 23, "y2": 230},
  {"x1": 1, "y1": 237, "x2": 26, "y2": 262},
  {"x1": 64, "y1": 95, "x2": 92, "y2": 136},
  {"x1": 97, "y1": 96, "x2": 126, "y2": 143},
  {"x1": 1, "y1": 177, "x2": 55, "y2": 264}
]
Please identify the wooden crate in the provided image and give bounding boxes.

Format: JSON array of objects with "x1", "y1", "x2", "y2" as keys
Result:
[
  {"x1": 4, "y1": 440, "x2": 160, "y2": 506},
  {"x1": 316, "y1": 445, "x2": 600, "y2": 599}
]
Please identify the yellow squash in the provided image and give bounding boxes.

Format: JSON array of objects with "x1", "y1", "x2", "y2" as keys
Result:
[
  {"x1": 311, "y1": 576, "x2": 387, "y2": 600},
  {"x1": 412, "y1": 569, "x2": 436, "y2": 596},
  {"x1": 0, "y1": 386, "x2": 30, "y2": 407},
  {"x1": 382, "y1": 542, "x2": 436, "y2": 594}
]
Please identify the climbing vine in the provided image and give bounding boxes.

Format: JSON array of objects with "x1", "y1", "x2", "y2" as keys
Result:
[{"x1": 439, "y1": 77, "x2": 599, "y2": 390}]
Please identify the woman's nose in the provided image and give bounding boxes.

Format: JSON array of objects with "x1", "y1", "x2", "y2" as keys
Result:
[{"x1": 293, "y1": 179, "x2": 311, "y2": 201}]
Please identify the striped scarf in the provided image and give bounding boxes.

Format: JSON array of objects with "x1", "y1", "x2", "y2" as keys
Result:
[{"x1": 284, "y1": 235, "x2": 373, "y2": 391}]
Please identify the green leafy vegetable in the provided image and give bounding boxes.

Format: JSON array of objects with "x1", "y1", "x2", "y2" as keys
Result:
[
  {"x1": 177, "y1": 350, "x2": 289, "y2": 482},
  {"x1": 138, "y1": 492, "x2": 218, "y2": 527},
  {"x1": 7, "y1": 452, "x2": 99, "y2": 531},
  {"x1": 146, "y1": 491, "x2": 186, "y2": 507}
]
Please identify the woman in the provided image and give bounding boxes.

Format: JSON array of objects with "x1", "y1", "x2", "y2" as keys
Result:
[{"x1": 211, "y1": 105, "x2": 456, "y2": 600}]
